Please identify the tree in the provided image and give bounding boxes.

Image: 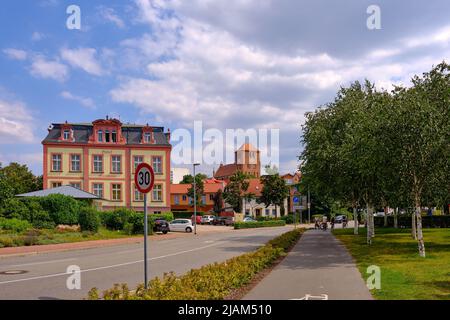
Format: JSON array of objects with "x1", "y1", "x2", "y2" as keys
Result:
[
  {"x1": 187, "y1": 174, "x2": 205, "y2": 207},
  {"x1": 259, "y1": 174, "x2": 289, "y2": 214},
  {"x1": 223, "y1": 171, "x2": 250, "y2": 213},
  {"x1": 212, "y1": 189, "x2": 224, "y2": 213},
  {"x1": 0, "y1": 163, "x2": 41, "y2": 209},
  {"x1": 180, "y1": 174, "x2": 207, "y2": 184}
]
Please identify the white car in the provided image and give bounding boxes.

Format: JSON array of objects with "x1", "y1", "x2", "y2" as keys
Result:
[
  {"x1": 201, "y1": 215, "x2": 215, "y2": 225},
  {"x1": 243, "y1": 216, "x2": 257, "y2": 222},
  {"x1": 168, "y1": 219, "x2": 194, "y2": 233}
]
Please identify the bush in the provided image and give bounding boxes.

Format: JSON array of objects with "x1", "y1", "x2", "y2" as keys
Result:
[
  {"x1": 39, "y1": 194, "x2": 80, "y2": 225},
  {"x1": 101, "y1": 208, "x2": 134, "y2": 230},
  {"x1": 0, "y1": 217, "x2": 32, "y2": 233},
  {"x1": 79, "y1": 207, "x2": 100, "y2": 232},
  {"x1": 173, "y1": 211, "x2": 204, "y2": 219},
  {"x1": 30, "y1": 210, "x2": 55, "y2": 229},
  {"x1": 0, "y1": 198, "x2": 29, "y2": 220},
  {"x1": 374, "y1": 215, "x2": 450, "y2": 228},
  {"x1": 124, "y1": 212, "x2": 154, "y2": 235},
  {"x1": 150, "y1": 212, "x2": 174, "y2": 222},
  {"x1": 234, "y1": 220, "x2": 286, "y2": 229},
  {"x1": 88, "y1": 229, "x2": 304, "y2": 300}
]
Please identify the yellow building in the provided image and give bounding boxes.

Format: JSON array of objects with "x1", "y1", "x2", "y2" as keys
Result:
[{"x1": 42, "y1": 118, "x2": 172, "y2": 213}]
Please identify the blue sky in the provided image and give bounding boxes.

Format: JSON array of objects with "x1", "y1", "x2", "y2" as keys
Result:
[{"x1": 0, "y1": 0, "x2": 449, "y2": 176}]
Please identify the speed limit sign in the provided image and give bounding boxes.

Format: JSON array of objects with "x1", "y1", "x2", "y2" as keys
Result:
[
  {"x1": 135, "y1": 163, "x2": 155, "y2": 194},
  {"x1": 134, "y1": 162, "x2": 155, "y2": 290}
]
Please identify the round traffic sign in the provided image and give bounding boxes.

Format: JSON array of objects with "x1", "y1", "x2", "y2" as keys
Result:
[{"x1": 135, "y1": 163, "x2": 155, "y2": 194}]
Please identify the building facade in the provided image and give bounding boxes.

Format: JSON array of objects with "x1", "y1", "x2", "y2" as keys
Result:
[
  {"x1": 241, "y1": 178, "x2": 288, "y2": 218},
  {"x1": 282, "y1": 172, "x2": 303, "y2": 213},
  {"x1": 170, "y1": 179, "x2": 226, "y2": 212},
  {"x1": 170, "y1": 167, "x2": 190, "y2": 184},
  {"x1": 214, "y1": 143, "x2": 261, "y2": 180},
  {"x1": 42, "y1": 118, "x2": 172, "y2": 213}
]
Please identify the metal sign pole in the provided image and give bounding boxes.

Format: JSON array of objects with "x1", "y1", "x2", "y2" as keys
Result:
[{"x1": 144, "y1": 193, "x2": 148, "y2": 289}]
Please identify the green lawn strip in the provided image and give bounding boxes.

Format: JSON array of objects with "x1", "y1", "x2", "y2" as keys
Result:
[
  {"x1": 333, "y1": 228, "x2": 450, "y2": 300},
  {"x1": 0, "y1": 227, "x2": 139, "y2": 248},
  {"x1": 88, "y1": 228, "x2": 305, "y2": 300}
]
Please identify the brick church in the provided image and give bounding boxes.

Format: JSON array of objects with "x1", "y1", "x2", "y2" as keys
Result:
[{"x1": 213, "y1": 143, "x2": 261, "y2": 180}]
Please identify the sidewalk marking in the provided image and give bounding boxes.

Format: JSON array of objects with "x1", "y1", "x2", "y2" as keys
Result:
[{"x1": 292, "y1": 294, "x2": 329, "y2": 300}]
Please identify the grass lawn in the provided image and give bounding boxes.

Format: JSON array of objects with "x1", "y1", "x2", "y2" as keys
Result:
[
  {"x1": 0, "y1": 227, "x2": 139, "y2": 248},
  {"x1": 333, "y1": 227, "x2": 450, "y2": 300}
]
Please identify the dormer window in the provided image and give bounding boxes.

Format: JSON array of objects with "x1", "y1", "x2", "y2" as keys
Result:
[
  {"x1": 112, "y1": 130, "x2": 117, "y2": 143},
  {"x1": 105, "y1": 130, "x2": 110, "y2": 143},
  {"x1": 98, "y1": 130, "x2": 103, "y2": 142},
  {"x1": 63, "y1": 130, "x2": 70, "y2": 140},
  {"x1": 144, "y1": 132, "x2": 152, "y2": 143}
]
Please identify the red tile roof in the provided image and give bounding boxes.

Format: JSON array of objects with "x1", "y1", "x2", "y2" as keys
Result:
[
  {"x1": 170, "y1": 182, "x2": 225, "y2": 195},
  {"x1": 214, "y1": 163, "x2": 238, "y2": 178}
]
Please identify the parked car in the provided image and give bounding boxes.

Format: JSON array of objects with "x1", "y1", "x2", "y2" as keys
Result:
[
  {"x1": 243, "y1": 216, "x2": 257, "y2": 222},
  {"x1": 201, "y1": 215, "x2": 215, "y2": 225},
  {"x1": 168, "y1": 219, "x2": 193, "y2": 233},
  {"x1": 334, "y1": 215, "x2": 345, "y2": 224},
  {"x1": 153, "y1": 218, "x2": 169, "y2": 234},
  {"x1": 374, "y1": 212, "x2": 385, "y2": 217},
  {"x1": 191, "y1": 214, "x2": 203, "y2": 225},
  {"x1": 213, "y1": 216, "x2": 234, "y2": 226}
]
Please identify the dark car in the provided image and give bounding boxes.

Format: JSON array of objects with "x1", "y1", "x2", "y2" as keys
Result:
[
  {"x1": 153, "y1": 219, "x2": 169, "y2": 234},
  {"x1": 213, "y1": 216, "x2": 234, "y2": 226}
]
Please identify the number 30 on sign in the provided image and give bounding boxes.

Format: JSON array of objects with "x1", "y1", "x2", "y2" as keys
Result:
[{"x1": 135, "y1": 163, "x2": 155, "y2": 194}]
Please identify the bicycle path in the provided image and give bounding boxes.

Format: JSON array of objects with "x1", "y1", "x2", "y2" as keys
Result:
[{"x1": 243, "y1": 229, "x2": 373, "y2": 300}]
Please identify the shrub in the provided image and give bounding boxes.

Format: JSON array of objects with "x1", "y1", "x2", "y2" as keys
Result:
[
  {"x1": 150, "y1": 212, "x2": 174, "y2": 222},
  {"x1": 234, "y1": 220, "x2": 286, "y2": 229},
  {"x1": 88, "y1": 229, "x2": 304, "y2": 300},
  {"x1": 101, "y1": 208, "x2": 134, "y2": 230},
  {"x1": 0, "y1": 198, "x2": 29, "y2": 220},
  {"x1": 39, "y1": 194, "x2": 80, "y2": 225},
  {"x1": 173, "y1": 211, "x2": 204, "y2": 219},
  {"x1": 0, "y1": 217, "x2": 32, "y2": 233},
  {"x1": 124, "y1": 212, "x2": 154, "y2": 235},
  {"x1": 79, "y1": 207, "x2": 100, "y2": 232}
]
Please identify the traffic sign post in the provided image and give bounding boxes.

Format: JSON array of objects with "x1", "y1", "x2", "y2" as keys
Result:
[{"x1": 134, "y1": 163, "x2": 155, "y2": 290}]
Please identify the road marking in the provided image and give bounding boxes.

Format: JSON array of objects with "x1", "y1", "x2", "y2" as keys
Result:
[
  {"x1": 292, "y1": 294, "x2": 328, "y2": 300},
  {"x1": 8, "y1": 258, "x2": 77, "y2": 268},
  {"x1": 0, "y1": 242, "x2": 222, "y2": 285}
]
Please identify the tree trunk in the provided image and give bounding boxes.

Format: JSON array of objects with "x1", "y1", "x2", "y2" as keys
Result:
[
  {"x1": 370, "y1": 206, "x2": 375, "y2": 237},
  {"x1": 383, "y1": 207, "x2": 388, "y2": 227},
  {"x1": 411, "y1": 209, "x2": 417, "y2": 240},
  {"x1": 394, "y1": 207, "x2": 398, "y2": 229},
  {"x1": 415, "y1": 196, "x2": 426, "y2": 258},
  {"x1": 366, "y1": 204, "x2": 372, "y2": 245},
  {"x1": 353, "y1": 207, "x2": 358, "y2": 235}
]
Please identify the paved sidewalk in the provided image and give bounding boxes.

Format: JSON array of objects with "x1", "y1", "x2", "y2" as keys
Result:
[{"x1": 243, "y1": 229, "x2": 373, "y2": 300}]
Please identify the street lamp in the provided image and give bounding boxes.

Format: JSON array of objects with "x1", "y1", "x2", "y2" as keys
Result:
[{"x1": 193, "y1": 163, "x2": 200, "y2": 235}]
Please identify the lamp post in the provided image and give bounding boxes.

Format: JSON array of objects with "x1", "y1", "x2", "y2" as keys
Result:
[{"x1": 193, "y1": 163, "x2": 200, "y2": 235}]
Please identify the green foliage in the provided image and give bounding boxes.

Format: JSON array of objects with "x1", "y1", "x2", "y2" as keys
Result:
[
  {"x1": 173, "y1": 211, "x2": 204, "y2": 219},
  {"x1": 223, "y1": 171, "x2": 250, "y2": 213},
  {"x1": 0, "y1": 217, "x2": 32, "y2": 233},
  {"x1": 101, "y1": 208, "x2": 134, "y2": 230},
  {"x1": 0, "y1": 198, "x2": 29, "y2": 220},
  {"x1": 78, "y1": 207, "x2": 100, "y2": 232},
  {"x1": 88, "y1": 229, "x2": 304, "y2": 300},
  {"x1": 234, "y1": 220, "x2": 286, "y2": 229},
  {"x1": 0, "y1": 162, "x2": 41, "y2": 196},
  {"x1": 212, "y1": 189, "x2": 224, "y2": 213},
  {"x1": 39, "y1": 194, "x2": 80, "y2": 225},
  {"x1": 150, "y1": 212, "x2": 174, "y2": 222},
  {"x1": 259, "y1": 174, "x2": 290, "y2": 209},
  {"x1": 180, "y1": 174, "x2": 207, "y2": 184}
]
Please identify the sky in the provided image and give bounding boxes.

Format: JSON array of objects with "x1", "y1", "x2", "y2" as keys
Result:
[{"x1": 0, "y1": 0, "x2": 449, "y2": 176}]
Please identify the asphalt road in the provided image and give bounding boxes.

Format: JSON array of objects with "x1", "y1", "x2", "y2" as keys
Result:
[
  {"x1": 0, "y1": 226, "x2": 293, "y2": 300},
  {"x1": 243, "y1": 229, "x2": 373, "y2": 300}
]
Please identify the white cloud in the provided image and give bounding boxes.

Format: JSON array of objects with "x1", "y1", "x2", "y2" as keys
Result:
[
  {"x1": 3, "y1": 48, "x2": 28, "y2": 60},
  {"x1": 30, "y1": 55, "x2": 69, "y2": 82},
  {"x1": 60, "y1": 48, "x2": 104, "y2": 76},
  {"x1": 31, "y1": 32, "x2": 46, "y2": 42},
  {"x1": 0, "y1": 98, "x2": 34, "y2": 143},
  {"x1": 60, "y1": 91, "x2": 96, "y2": 109},
  {"x1": 100, "y1": 7, "x2": 125, "y2": 28}
]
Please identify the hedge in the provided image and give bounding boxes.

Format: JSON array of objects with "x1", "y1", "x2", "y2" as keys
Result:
[
  {"x1": 38, "y1": 194, "x2": 81, "y2": 225},
  {"x1": 78, "y1": 207, "x2": 100, "y2": 232},
  {"x1": 88, "y1": 228, "x2": 305, "y2": 300},
  {"x1": 374, "y1": 215, "x2": 450, "y2": 228},
  {"x1": 234, "y1": 220, "x2": 286, "y2": 229},
  {"x1": 173, "y1": 211, "x2": 204, "y2": 219}
]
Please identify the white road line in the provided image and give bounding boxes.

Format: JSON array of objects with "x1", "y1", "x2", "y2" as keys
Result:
[
  {"x1": 8, "y1": 258, "x2": 77, "y2": 268},
  {"x1": 0, "y1": 242, "x2": 222, "y2": 285}
]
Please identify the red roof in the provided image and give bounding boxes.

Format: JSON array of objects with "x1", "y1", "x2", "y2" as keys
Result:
[
  {"x1": 214, "y1": 163, "x2": 238, "y2": 178},
  {"x1": 170, "y1": 182, "x2": 225, "y2": 195},
  {"x1": 245, "y1": 178, "x2": 263, "y2": 196}
]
